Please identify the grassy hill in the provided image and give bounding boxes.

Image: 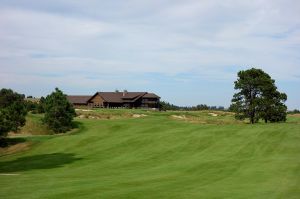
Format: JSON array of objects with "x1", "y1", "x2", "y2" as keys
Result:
[{"x1": 0, "y1": 110, "x2": 300, "y2": 198}]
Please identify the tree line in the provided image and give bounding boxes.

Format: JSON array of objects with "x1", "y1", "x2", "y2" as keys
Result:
[
  {"x1": 159, "y1": 101, "x2": 225, "y2": 111},
  {"x1": 230, "y1": 68, "x2": 288, "y2": 123},
  {"x1": 160, "y1": 68, "x2": 289, "y2": 124},
  {"x1": 288, "y1": 109, "x2": 300, "y2": 114},
  {"x1": 0, "y1": 88, "x2": 75, "y2": 146}
]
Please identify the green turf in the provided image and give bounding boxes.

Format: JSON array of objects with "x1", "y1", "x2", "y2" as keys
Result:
[{"x1": 0, "y1": 110, "x2": 300, "y2": 198}]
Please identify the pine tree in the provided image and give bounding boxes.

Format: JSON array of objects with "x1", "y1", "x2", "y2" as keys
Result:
[
  {"x1": 43, "y1": 88, "x2": 76, "y2": 133},
  {"x1": 231, "y1": 68, "x2": 287, "y2": 123},
  {"x1": 0, "y1": 89, "x2": 27, "y2": 143}
]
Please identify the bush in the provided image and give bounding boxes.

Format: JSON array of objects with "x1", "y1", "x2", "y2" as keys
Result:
[
  {"x1": 43, "y1": 88, "x2": 76, "y2": 133},
  {"x1": 0, "y1": 88, "x2": 27, "y2": 141},
  {"x1": 25, "y1": 100, "x2": 38, "y2": 112},
  {"x1": 37, "y1": 97, "x2": 46, "y2": 113}
]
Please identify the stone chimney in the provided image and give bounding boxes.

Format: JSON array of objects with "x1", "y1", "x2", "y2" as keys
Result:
[{"x1": 123, "y1": 89, "x2": 128, "y2": 97}]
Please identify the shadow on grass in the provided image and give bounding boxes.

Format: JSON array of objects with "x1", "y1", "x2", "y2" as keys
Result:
[
  {"x1": 70, "y1": 121, "x2": 87, "y2": 135},
  {"x1": 0, "y1": 137, "x2": 27, "y2": 148},
  {"x1": 0, "y1": 153, "x2": 82, "y2": 173}
]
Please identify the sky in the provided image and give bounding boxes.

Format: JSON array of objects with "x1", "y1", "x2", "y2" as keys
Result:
[{"x1": 0, "y1": 0, "x2": 299, "y2": 109}]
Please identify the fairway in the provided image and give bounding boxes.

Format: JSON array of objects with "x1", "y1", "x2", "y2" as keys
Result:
[{"x1": 0, "y1": 110, "x2": 300, "y2": 198}]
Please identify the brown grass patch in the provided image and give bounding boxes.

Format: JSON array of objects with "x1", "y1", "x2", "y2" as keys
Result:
[
  {"x1": 290, "y1": 114, "x2": 300, "y2": 117},
  {"x1": 0, "y1": 142, "x2": 31, "y2": 156},
  {"x1": 170, "y1": 112, "x2": 244, "y2": 125},
  {"x1": 76, "y1": 111, "x2": 147, "y2": 120}
]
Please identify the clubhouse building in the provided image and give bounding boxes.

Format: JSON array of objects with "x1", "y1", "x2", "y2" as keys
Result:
[{"x1": 67, "y1": 91, "x2": 160, "y2": 109}]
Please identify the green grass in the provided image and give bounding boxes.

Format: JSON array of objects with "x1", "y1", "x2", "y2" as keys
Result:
[
  {"x1": 19, "y1": 113, "x2": 53, "y2": 135},
  {"x1": 0, "y1": 110, "x2": 300, "y2": 198}
]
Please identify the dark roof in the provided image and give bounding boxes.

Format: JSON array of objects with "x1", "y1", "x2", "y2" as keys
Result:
[
  {"x1": 93, "y1": 92, "x2": 147, "y2": 103},
  {"x1": 68, "y1": 92, "x2": 160, "y2": 104},
  {"x1": 67, "y1": 95, "x2": 92, "y2": 104},
  {"x1": 143, "y1": 93, "x2": 160, "y2": 98},
  {"x1": 121, "y1": 92, "x2": 145, "y2": 99}
]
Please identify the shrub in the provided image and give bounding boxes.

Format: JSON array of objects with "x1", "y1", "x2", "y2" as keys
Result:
[{"x1": 43, "y1": 88, "x2": 76, "y2": 133}]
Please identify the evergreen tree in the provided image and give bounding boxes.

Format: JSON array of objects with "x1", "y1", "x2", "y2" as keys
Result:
[
  {"x1": 0, "y1": 89, "x2": 27, "y2": 142},
  {"x1": 231, "y1": 68, "x2": 287, "y2": 123},
  {"x1": 37, "y1": 96, "x2": 46, "y2": 113},
  {"x1": 259, "y1": 89, "x2": 287, "y2": 123},
  {"x1": 44, "y1": 88, "x2": 76, "y2": 133},
  {"x1": 25, "y1": 100, "x2": 38, "y2": 112},
  {"x1": 159, "y1": 101, "x2": 179, "y2": 111}
]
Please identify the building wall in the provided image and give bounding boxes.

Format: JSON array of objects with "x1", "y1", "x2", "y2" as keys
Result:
[
  {"x1": 89, "y1": 94, "x2": 105, "y2": 107},
  {"x1": 87, "y1": 94, "x2": 160, "y2": 109},
  {"x1": 141, "y1": 98, "x2": 160, "y2": 108}
]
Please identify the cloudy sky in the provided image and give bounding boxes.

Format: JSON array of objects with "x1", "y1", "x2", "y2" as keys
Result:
[{"x1": 0, "y1": 0, "x2": 299, "y2": 109}]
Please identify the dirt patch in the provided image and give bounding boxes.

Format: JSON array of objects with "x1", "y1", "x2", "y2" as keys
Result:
[
  {"x1": 170, "y1": 112, "x2": 243, "y2": 125},
  {"x1": 208, "y1": 113, "x2": 218, "y2": 117},
  {"x1": 290, "y1": 114, "x2": 300, "y2": 117},
  {"x1": 76, "y1": 111, "x2": 147, "y2": 120},
  {"x1": 132, "y1": 114, "x2": 147, "y2": 118},
  {"x1": 77, "y1": 115, "x2": 86, "y2": 119},
  {"x1": 76, "y1": 114, "x2": 110, "y2": 120},
  {"x1": 0, "y1": 173, "x2": 20, "y2": 176},
  {"x1": 171, "y1": 115, "x2": 186, "y2": 119},
  {"x1": 0, "y1": 142, "x2": 31, "y2": 156},
  {"x1": 75, "y1": 109, "x2": 92, "y2": 112}
]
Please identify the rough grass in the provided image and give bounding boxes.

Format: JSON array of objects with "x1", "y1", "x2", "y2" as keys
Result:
[
  {"x1": 18, "y1": 114, "x2": 53, "y2": 135},
  {"x1": 0, "y1": 110, "x2": 300, "y2": 198},
  {"x1": 0, "y1": 138, "x2": 31, "y2": 157},
  {"x1": 169, "y1": 110, "x2": 245, "y2": 124},
  {"x1": 76, "y1": 108, "x2": 156, "y2": 120}
]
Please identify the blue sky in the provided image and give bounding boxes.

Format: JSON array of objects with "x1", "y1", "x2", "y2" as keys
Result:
[{"x1": 0, "y1": 0, "x2": 299, "y2": 109}]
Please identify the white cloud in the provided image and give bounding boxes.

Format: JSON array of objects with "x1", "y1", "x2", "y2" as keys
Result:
[
  {"x1": 0, "y1": 0, "x2": 299, "y2": 107},
  {"x1": 0, "y1": 8, "x2": 115, "y2": 58}
]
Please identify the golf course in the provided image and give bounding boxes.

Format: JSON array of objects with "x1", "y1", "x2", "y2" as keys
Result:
[{"x1": 0, "y1": 109, "x2": 300, "y2": 198}]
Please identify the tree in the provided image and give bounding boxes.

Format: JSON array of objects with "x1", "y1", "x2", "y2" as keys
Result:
[
  {"x1": 43, "y1": 88, "x2": 76, "y2": 133},
  {"x1": 159, "y1": 101, "x2": 179, "y2": 111},
  {"x1": 259, "y1": 90, "x2": 287, "y2": 123},
  {"x1": 231, "y1": 68, "x2": 287, "y2": 123},
  {"x1": 288, "y1": 109, "x2": 300, "y2": 114},
  {"x1": 0, "y1": 89, "x2": 27, "y2": 142},
  {"x1": 25, "y1": 100, "x2": 38, "y2": 112},
  {"x1": 37, "y1": 96, "x2": 46, "y2": 113},
  {"x1": 196, "y1": 104, "x2": 209, "y2": 110}
]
